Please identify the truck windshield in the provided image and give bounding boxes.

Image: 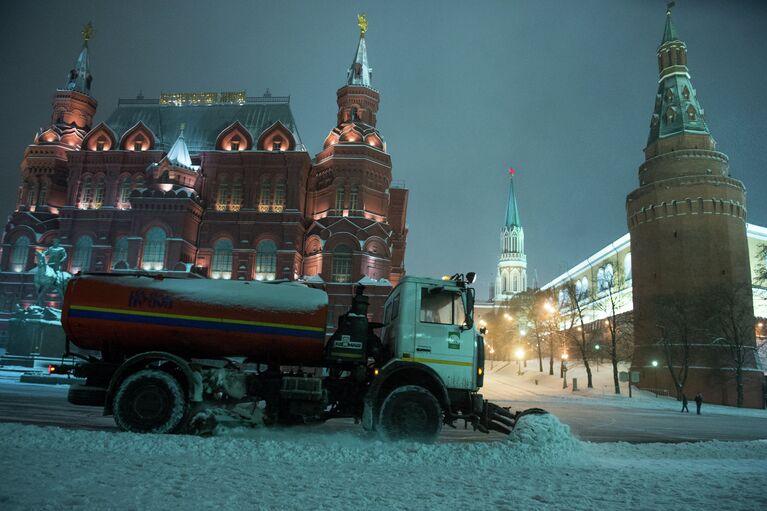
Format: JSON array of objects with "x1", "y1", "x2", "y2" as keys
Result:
[{"x1": 420, "y1": 288, "x2": 466, "y2": 326}]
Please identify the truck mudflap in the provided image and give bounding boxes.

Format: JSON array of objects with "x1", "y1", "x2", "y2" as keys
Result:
[{"x1": 478, "y1": 401, "x2": 547, "y2": 435}]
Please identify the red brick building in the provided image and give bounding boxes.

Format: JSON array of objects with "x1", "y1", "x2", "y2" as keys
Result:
[{"x1": 0, "y1": 23, "x2": 408, "y2": 339}]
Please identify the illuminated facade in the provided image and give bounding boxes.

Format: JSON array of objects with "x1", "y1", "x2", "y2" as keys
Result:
[{"x1": 0, "y1": 21, "x2": 408, "y2": 335}]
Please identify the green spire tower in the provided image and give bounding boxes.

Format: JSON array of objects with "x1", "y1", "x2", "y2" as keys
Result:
[
  {"x1": 626, "y1": 4, "x2": 759, "y2": 407},
  {"x1": 495, "y1": 170, "x2": 526, "y2": 301}
]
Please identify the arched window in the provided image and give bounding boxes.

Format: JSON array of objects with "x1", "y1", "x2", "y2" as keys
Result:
[
  {"x1": 230, "y1": 175, "x2": 242, "y2": 212},
  {"x1": 26, "y1": 180, "x2": 38, "y2": 207},
  {"x1": 578, "y1": 276, "x2": 589, "y2": 301},
  {"x1": 597, "y1": 267, "x2": 606, "y2": 292},
  {"x1": 348, "y1": 185, "x2": 359, "y2": 211},
  {"x1": 512, "y1": 272, "x2": 519, "y2": 293},
  {"x1": 273, "y1": 180, "x2": 285, "y2": 213},
  {"x1": 624, "y1": 253, "x2": 632, "y2": 282},
  {"x1": 216, "y1": 175, "x2": 229, "y2": 211},
  {"x1": 133, "y1": 174, "x2": 145, "y2": 190},
  {"x1": 112, "y1": 237, "x2": 129, "y2": 269},
  {"x1": 604, "y1": 264, "x2": 614, "y2": 289},
  {"x1": 512, "y1": 232, "x2": 519, "y2": 253},
  {"x1": 118, "y1": 176, "x2": 132, "y2": 208},
  {"x1": 335, "y1": 186, "x2": 345, "y2": 210},
  {"x1": 501, "y1": 274, "x2": 508, "y2": 293},
  {"x1": 92, "y1": 175, "x2": 105, "y2": 209},
  {"x1": 211, "y1": 239, "x2": 233, "y2": 279},
  {"x1": 71, "y1": 236, "x2": 93, "y2": 273},
  {"x1": 331, "y1": 244, "x2": 353, "y2": 283},
  {"x1": 255, "y1": 240, "x2": 277, "y2": 281},
  {"x1": 142, "y1": 227, "x2": 166, "y2": 271},
  {"x1": 259, "y1": 178, "x2": 271, "y2": 212},
  {"x1": 10, "y1": 236, "x2": 30, "y2": 272},
  {"x1": 37, "y1": 181, "x2": 48, "y2": 207},
  {"x1": 79, "y1": 175, "x2": 93, "y2": 209}
]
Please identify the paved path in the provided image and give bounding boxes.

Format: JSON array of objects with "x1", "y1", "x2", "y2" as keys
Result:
[{"x1": 2, "y1": 380, "x2": 767, "y2": 443}]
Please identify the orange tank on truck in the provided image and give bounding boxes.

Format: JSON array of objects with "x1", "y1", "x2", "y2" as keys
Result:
[{"x1": 61, "y1": 274, "x2": 329, "y2": 366}]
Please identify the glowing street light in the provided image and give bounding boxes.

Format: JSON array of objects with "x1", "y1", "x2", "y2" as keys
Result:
[
  {"x1": 515, "y1": 347, "x2": 525, "y2": 375},
  {"x1": 504, "y1": 313, "x2": 512, "y2": 321},
  {"x1": 652, "y1": 360, "x2": 659, "y2": 391}
]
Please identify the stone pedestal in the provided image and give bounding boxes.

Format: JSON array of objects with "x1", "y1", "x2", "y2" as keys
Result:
[{"x1": 5, "y1": 306, "x2": 66, "y2": 359}]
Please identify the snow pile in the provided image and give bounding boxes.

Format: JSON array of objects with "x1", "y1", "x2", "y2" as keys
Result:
[{"x1": 509, "y1": 412, "x2": 581, "y2": 457}]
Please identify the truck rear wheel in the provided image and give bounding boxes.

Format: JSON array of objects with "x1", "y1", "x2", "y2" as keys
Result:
[
  {"x1": 113, "y1": 369, "x2": 188, "y2": 434},
  {"x1": 378, "y1": 385, "x2": 442, "y2": 443}
]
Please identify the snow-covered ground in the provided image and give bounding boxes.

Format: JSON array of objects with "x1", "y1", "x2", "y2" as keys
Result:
[
  {"x1": 1, "y1": 415, "x2": 766, "y2": 510},
  {"x1": 1, "y1": 356, "x2": 766, "y2": 509},
  {"x1": 484, "y1": 357, "x2": 767, "y2": 417}
]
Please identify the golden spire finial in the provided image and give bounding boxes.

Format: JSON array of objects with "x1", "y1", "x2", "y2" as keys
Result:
[
  {"x1": 82, "y1": 21, "x2": 94, "y2": 45},
  {"x1": 666, "y1": 1, "x2": 676, "y2": 14},
  {"x1": 357, "y1": 14, "x2": 368, "y2": 37}
]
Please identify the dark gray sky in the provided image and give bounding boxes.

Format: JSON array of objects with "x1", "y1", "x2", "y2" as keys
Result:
[{"x1": 2, "y1": 0, "x2": 766, "y2": 297}]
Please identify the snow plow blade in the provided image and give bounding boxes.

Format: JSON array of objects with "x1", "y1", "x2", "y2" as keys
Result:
[{"x1": 479, "y1": 402, "x2": 548, "y2": 435}]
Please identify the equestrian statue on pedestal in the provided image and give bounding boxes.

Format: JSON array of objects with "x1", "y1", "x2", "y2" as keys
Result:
[{"x1": 34, "y1": 239, "x2": 73, "y2": 306}]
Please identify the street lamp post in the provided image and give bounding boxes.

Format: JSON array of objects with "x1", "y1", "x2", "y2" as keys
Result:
[
  {"x1": 594, "y1": 344, "x2": 600, "y2": 372},
  {"x1": 652, "y1": 360, "x2": 659, "y2": 394},
  {"x1": 515, "y1": 347, "x2": 525, "y2": 376},
  {"x1": 561, "y1": 353, "x2": 568, "y2": 388}
]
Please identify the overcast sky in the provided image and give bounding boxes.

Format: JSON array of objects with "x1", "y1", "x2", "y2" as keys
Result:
[{"x1": 1, "y1": 0, "x2": 765, "y2": 297}]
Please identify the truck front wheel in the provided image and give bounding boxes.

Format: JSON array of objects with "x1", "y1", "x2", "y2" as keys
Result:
[
  {"x1": 113, "y1": 369, "x2": 188, "y2": 434},
  {"x1": 378, "y1": 385, "x2": 442, "y2": 442}
]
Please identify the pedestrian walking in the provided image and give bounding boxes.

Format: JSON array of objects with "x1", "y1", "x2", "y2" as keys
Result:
[
  {"x1": 694, "y1": 392, "x2": 703, "y2": 415},
  {"x1": 681, "y1": 394, "x2": 689, "y2": 413}
]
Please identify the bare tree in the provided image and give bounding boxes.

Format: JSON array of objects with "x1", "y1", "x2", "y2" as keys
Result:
[
  {"x1": 705, "y1": 284, "x2": 757, "y2": 408},
  {"x1": 756, "y1": 244, "x2": 767, "y2": 285},
  {"x1": 592, "y1": 258, "x2": 634, "y2": 394},
  {"x1": 654, "y1": 293, "x2": 696, "y2": 400},
  {"x1": 562, "y1": 280, "x2": 594, "y2": 388}
]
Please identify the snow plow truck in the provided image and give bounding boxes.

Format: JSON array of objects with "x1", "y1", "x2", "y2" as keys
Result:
[{"x1": 54, "y1": 271, "x2": 543, "y2": 441}]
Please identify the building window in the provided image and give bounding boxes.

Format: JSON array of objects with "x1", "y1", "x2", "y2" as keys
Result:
[
  {"x1": 230, "y1": 175, "x2": 242, "y2": 212},
  {"x1": 255, "y1": 240, "x2": 277, "y2": 280},
  {"x1": 92, "y1": 175, "x2": 105, "y2": 209},
  {"x1": 259, "y1": 179, "x2": 271, "y2": 213},
  {"x1": 512, "y1": 273, "x2": 519, "y2": 293},
  {"x1": 118, "y1": 176, "x2": 131, "y2": 208},
  {"x1": 133, "y1": 135, "x2": 145, "y2": 152},
  {"x1": 230, "y1": 136, "x2": 241, "y2": 151},
  {"x1": 624, "y1": 253, "x2": 632, "y2": 282},
  {"x1": 26, "y1": 180, "x2": 38, "y2": 207},
  {"x1": 273, "y1": 180, "x2": 285, "y2": 213},
  {"x1": 79, "y1": 175, "x2": 93, "y2": 209},
  {"x1": 349, "y1": 185, "x2": 359, "y2": 211},
  {"x1": 216, "y1": 175, "x2": 229, "y2": 212},
  {"x1": 142, "y1": 227, "x2": 167, "y2": 271},
  {"x1": 96, "y1": 136, "x2": 106, "y2": 151},
  {"x1": 272, "y1": 136, "x2": 283, "y2": 151},
  {"x1": 37, "y1": 182, "x2": 48, "y2": 207},
  {"x1": 331, "y1": 244, "x2": 352, "y2": 283},
  {"x1": 133, "y1": 174, "x2": 145, "y2": 190},
  {"x1": 112, "y1": 237, "x2": 128, "y2": 269},
  {"x1": 71, "y1": 236, "x2": 93, "y2": 273},
  {"x1": 604, "y1": 263, "x2": 614, "y2": 289},
  {"x1": 10, "y1": 236, "x2": 30, "y2": 272},
  {"x1": 211, "y1": 239, "x2": 233, "y2": 279},
  {"x1": 335, "y1": 186, "x2": 345, "y2": 211}
]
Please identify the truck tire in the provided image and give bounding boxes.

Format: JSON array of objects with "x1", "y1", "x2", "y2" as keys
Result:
[
  {"x1": 378, "y1": 385, "x2": 442, "y2": 443},
  {"x1": 113, "y1": 369, "x2": 188, "y2": 434},
  {"x1": 68, "y1": 384, "x2": 106, "y2": 407}
]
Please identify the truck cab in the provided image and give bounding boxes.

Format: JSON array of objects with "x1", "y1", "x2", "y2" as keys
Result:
[
  {"x1": 364, "y1": 273, "x2": 487, "y2": 441},
  {"x1": 381, "y1": 276, "x2": 482, "y2": 391}
]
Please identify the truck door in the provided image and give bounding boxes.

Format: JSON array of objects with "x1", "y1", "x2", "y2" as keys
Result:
[{"x1": 415, "y1": 285, "x2": 475, "y2": 389}]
